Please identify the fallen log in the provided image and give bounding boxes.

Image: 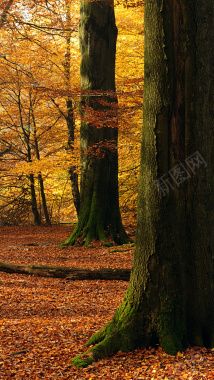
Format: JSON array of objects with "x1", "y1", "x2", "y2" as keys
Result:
[{"x1": 0, "y1": 262, "x2": 131, "y2": 281}]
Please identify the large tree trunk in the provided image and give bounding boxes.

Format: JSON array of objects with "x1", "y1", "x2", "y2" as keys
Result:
[
  {"x1": 62, "y1": 0, "x2": 128, "y2": 246},
  {"x1": 185, "y1": 0, "x2": 214, "y2": 346},
  {"x1": 72, "y1": 0, "x2": 214, "y2": 367}
]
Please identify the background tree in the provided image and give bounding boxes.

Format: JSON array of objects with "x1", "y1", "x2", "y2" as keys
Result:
[
  {"x1": 64, "y1": 0, "x2": 80, "y2": 216},
  {"x1": 72, "y1": 0, "x2": 214, "y2": 367},
  {"x1": 62, "y1": 0, "x2": 129, "y2": 246}
]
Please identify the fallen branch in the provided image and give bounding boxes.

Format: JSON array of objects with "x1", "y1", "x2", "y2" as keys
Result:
[
  {"x1": 8, "y1": 351, "x2": 28, "y2": 357},
  {"x1": 0, "y1": 262, "x2": 131, "y2": 281}
]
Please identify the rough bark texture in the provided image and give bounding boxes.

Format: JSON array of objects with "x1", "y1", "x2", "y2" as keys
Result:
[
  {"x1": 62, "y1": 0, "x2": 128, "y2": 246},
  {"x1": 185, "y1": 0, "x2": 214, "y2": 347},
  {"x1": 72, "y1": 0, "x2": 214, "y2": 367},
  {"x1": 0, "y1": 262, "x2": 130, "y2": 281}
]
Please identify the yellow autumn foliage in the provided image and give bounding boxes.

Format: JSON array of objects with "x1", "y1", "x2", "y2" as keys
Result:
[{"x1": 0, "y1": 0, "x2": 143, "y2": 224}]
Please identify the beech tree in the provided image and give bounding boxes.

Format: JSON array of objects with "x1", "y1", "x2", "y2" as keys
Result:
[
  {"x1": 63, "y1": 0, "x2": 129, "y2": 245},
  {"x1": 72, "y1": 0, "x2": 214, "y2": 367}
]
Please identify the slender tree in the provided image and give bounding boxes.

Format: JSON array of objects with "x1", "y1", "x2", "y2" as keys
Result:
[
  {"x1": 72, "y1": 0, "x2": 214, "y2": 367},
  {"x1": 62, "y1": 0, "x2": 128, "y2": 246},
  {"x1": 30, "y1": 97, "x2": 51, "y2": 225},
  {"x1": 64, "y1": 0, "x2": 80, "y2": 216},
  {"x1": 16, "y1": 84, "x2": 41, "y2": 225},
  {"x1": 29, "y1": 173, "x2": 41, "y2": 225}
]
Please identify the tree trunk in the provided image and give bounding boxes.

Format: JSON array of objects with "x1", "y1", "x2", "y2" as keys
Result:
[
  {"x1": 0, "y1": 261, "x2": 130, "y2": 281},
  {"x1": 38, "y1": 173, "x2": 51, "y2": 225},
  {"x1": 72, "y1": 0, "x2": 214, "y2": 367},
  {"x1": 184, "y1": 0, "x2": 214, "y2": 347},
  {"x1": 31, "y1": 94, "x2": 51, "y2": 225},
  {"x1": 62, "y1": 0, "x2": 128, "y2": 246},
  {"x1": 67, "y1": 99, "x2": 80, "y2": 216},
  {"x1": 65, "y1": 0, "x2": 80, "y2": 216},
  {"x1": 29, "y1": 173, "x2": 41, "y2": 225}
]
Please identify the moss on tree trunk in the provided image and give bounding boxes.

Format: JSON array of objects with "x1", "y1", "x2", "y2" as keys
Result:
[
  {"x1": 62, "y1": 0, "x2": 128, "y2": 246},
  {"x1": 72, "y1": 0, "x2": 214, "y2": 367}
]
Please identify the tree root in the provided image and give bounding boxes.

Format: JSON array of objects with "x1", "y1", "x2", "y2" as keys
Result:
[
  {"x1": 71, "y1": 317, "x2": 142, "y2": 368},
  {"x1": 61, "y1": 205, "x2": 130, "y2": 247},
  {"x1": 61, "y1": 223, "x2": 130, "y2": 247},
  {"x1": 72, "y1": 296, "x2": 144, "y2": 367},
  {"x1": 71, "y1": 288, "x2": 186, "y2": 367}
]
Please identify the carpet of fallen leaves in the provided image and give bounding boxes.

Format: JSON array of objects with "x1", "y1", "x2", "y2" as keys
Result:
[{"x1": 0, "y1": 225, "x2": 214, "y2": 379}]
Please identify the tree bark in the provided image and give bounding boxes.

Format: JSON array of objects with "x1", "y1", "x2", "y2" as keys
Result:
[
  {"x1": 65, "y1": 0, "x2": 80, "y2": 216},
  {"x1": 72, "y1": 0, "x2": 214, "y2": 367},
  {"x1": 185, "y1": 0, "x2": 214, "y2": 347},
  {"x1": 67, "y1": 100, "x2": 80, "y2": 216},
  {"x1": 17, "y1": 88, "x2": 41, "y2": 226},
  {"x1": 38, "y1": 173, "x2": 51, "y2": 225},
  {"x1": 62, "y1": 0, "x2": 128, "y2": 246},
  {"x1": 0, "y1": 262, "x2": 130, "y2": 281},
  {"x1": 31, "y1": 94, "x2": 51, "y2": 225},
  {"x1": 29, "y1": 173, "x2": 41, "y2": 225}
]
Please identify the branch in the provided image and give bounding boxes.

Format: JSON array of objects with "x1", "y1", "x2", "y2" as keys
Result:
[
  {"x1": 0, "y1": 144, "x2": 11, "y2": 156},
  {"x1": 0, "y1": 55, "x2": 34, "y2": 80}
]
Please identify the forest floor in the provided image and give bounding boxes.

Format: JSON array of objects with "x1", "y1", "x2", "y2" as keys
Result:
[{"x1": 0, "y1": 225, "x2": 214, "y2": 379}]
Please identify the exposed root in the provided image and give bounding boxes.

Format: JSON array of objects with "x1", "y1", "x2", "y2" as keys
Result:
[
  {"x1": 71, "y1": 297, "x2": 143, "y2": 368},
  {"x1": 72, "y1": 330, "x2": 128, "y2": 368},
  {"x1": 61, "y1": 218, "x2": 130, "y2": 247},
  {"x1": 71, "y1": 286, "x2": 187, "y2": 368},
  {"x1": 72, "y1": 353, "x2": 94, "y2": 368}
]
